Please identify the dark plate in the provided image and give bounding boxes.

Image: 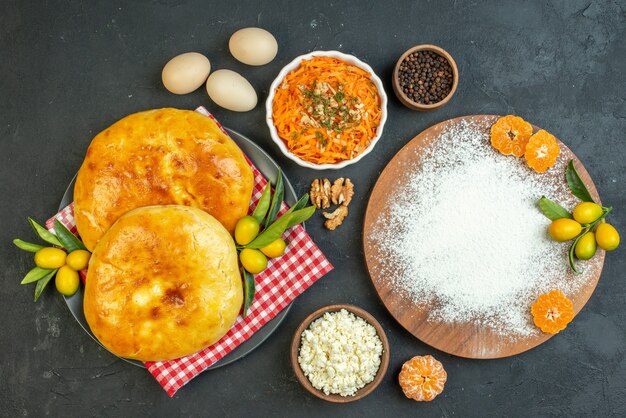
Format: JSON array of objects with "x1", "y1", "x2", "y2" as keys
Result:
[{"x1": 59, "y1": 127, "x2": 295, "y2": 368}]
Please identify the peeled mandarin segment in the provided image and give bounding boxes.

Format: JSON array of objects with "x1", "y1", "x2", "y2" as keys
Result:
[
  {"x1": 490, "y1": 115, "x2": 533, "y2": 157},
  {"x1": 524, "y1": 129, "x2": 561, "y2": 172},
  {"x1": 398, "y1": 355, "x2": 447, "y2": 402},
  {"x1": 531, "y1": 290, "x2": 574, "y2": 334}
]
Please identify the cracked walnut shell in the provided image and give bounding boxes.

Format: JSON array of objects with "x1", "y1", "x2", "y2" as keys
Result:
[
  {"x1": 331, "y1": 178, "x2": 354, "y2": 206},
  {"x1": 323, "y1": 206, "x2": 348, "y2": 231},
  {"x1": 311, "y1": 177, "x2": 355, "y2": 230},
  {"x1": 310, "y1": 178, "x2": 331, "y2": 209}
]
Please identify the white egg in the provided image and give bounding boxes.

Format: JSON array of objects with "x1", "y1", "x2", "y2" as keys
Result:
[
  {"x1": 229, "y1": 27, "x2": 278, "y2": 66},
  {"x1": 206, "y1": 69, "x2": 257, "y2": 112},
  {"x1": 162, "y1": 52, "x2": 211, "y2": 94}
]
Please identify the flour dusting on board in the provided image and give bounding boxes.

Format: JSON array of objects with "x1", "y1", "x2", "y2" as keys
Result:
[{"x1": 371, "y1": 120, "x2": 594, "y2": 338}]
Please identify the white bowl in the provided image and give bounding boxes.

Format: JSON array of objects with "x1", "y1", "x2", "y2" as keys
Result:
[{"x1": 265, "y1": 51, "x2": 388, "y2": 170}]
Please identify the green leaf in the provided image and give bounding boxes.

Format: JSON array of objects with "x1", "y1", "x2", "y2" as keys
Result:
[
  {"x1": 13, "y1": 239, "x2": 44, "y2": 252},
  {"x1": 252, "y1": 183, "x2": 272, "y2": 224},
  {"x1": 566, "y1": 160, "x2": 594, "y2": 203},
  {"x1": 28, "y1": 218, "x2": 62, "y2": 247},
  {"x1": 285, "y1": 206, "x2": 316, "y2": 229},
  {"x1": 537, "y1": 196, "x2": 572, "y2": 221},
  {"x1": 568, "y1": 236, "x2": 583, "y2": 274},
  {"x1": 290, "y1": 193, "x2": 310, "y2": 212},
  {"x1": 265, "y1": 169, "x2": 284, "y2": 226},
  {"x1": 245, "y1": 205, "x2": 315, "y2": 249},
  {"x1": 53, "y1": 219, "x2": 87, "y2": 252},
  {"x1": 21, "y1": 266, "x2": 55, "y2": 284},
  {"x1": 247, "y1": 211, "x2": 294, "y2": 249},
  {"x1": 34, "y1": 269, "x2": 57, "y2": 301},
  {"x1": 241, "y1": 267, "x2": 255, "y2": 318}
]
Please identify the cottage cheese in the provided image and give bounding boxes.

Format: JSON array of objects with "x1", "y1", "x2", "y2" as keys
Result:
[{"x1": 297, "y1": 309, "x2": 383, "y2": 396}]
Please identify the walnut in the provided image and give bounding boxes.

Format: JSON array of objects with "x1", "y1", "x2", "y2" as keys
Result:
[
  {"x1": 330, "y1": 178, "x2": 343, "y2": 205},
  {"x1": 310, "y1": 178, "x2": 331, "y2": 209},
  {"x1": 330, "y1": 178, "x2": 354, "y2": 206},
  {"x1": 322, "y1": 206, "x2": 348, "y2": 230}
]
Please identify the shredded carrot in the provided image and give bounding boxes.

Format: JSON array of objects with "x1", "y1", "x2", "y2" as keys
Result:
[{"x1": 271, "y1": 56, "x2": 382, "y2": 164}]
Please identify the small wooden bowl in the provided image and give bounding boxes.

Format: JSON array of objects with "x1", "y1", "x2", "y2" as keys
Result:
[
  {"x1": 290, "y1": 304, "x2": 390, "y2": 403},
  {"x1": 392, "y1": 44, "x2": 459, "y2": 111}
]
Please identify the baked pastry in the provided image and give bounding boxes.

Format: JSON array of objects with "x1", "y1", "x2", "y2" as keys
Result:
[
  {"x1": 74, "y1": 108, "x2": 254, "y2": 251},
  {"x1": 83, "y1": 205, "x2": 243, "y2": 362}
]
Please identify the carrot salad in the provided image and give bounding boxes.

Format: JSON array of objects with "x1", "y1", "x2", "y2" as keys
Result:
[{"x1": 272, "y1": 56, "x2": 382, "y2": 165}]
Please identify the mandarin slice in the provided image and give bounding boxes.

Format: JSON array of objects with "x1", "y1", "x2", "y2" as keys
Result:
[
  {"x1": 398, "y1": 355, "x2": 447, "y2": 402},
  {"x1": 531, "y1": 290, "x2": 574, "y2": 334},
  {"x1": 490, "y1": 115, "x2": 533, "y2": 157},
  {"x1": 524, "y1": 129, "x2": 561, "y2": 172}
]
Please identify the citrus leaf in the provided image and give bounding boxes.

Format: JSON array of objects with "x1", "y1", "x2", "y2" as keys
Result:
[
  {"x1": 252, "y1": 183, "x2": 272, "y2": 224},
  {"x1": 13, "y1": 239, "x2": 44, "y2": 252},
  {"x1": 247, "y1": 212, "x2": 293, "y2": 249},
  {"x1": 21, "y1": 266, "x2": 54, "y2": 284},
  {"x1": 566, "y1": 160, "x2": 594, "y2": 203},
  {"x1": 265, "y1": 169, "x2": 284, "y2": 226},
  {"x1": 28, "y1": 218, "x2": 62, "y2": 247},
  {"x1": 537, "y1": 196, "x2": 572, "y2": 221},
  {"x1": 246, "y1": 204, "x2": 315, "y2": 249},
  {"x1": 290, "y1": 193, "x2": 310, "y2": 212},
  {"x1": 568, "y1": 237, "x2": 583, "y2": 274},
  {"x1": 34, "y1": 269, "x2": 58, "y2": 301},
  {"x1": 53, "y1": 219, "x2": 87, "y2": 252},
  {"x1": 285, "y1": 206, "x2": 316, "y2": 229},
  {"x1": 242, "y1": 267, "x2": 255, "y2": 318}
]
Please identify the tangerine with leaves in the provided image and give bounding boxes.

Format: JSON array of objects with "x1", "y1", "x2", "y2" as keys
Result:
[
  {"x1": 490, "y1": 115, "x2": 533, "y2": 157},
  {"x1": 531, "y1": 290, "x2": 574, "y2": 334},
  {"x1": 525, "y1": 129, "x2": 561, "y2": 172},
  {"x1": 398, "y1": 355, "x2": 447, "y2": 402}
]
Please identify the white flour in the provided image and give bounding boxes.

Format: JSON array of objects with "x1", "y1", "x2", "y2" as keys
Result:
[{"x1": 371, "y1": 120, "x2": 593, "y2": 338}]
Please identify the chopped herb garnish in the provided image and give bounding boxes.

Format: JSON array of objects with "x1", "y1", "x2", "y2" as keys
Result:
[{"x1": 298, "y1": 80, "x2": 366, "y2": 136}]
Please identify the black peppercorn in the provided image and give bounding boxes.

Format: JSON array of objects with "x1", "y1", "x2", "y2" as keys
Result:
[{"x1": 396, "y1": 50, "x2": 454, "y2": 105}]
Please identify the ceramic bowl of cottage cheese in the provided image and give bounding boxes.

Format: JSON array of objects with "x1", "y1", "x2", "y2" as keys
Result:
[{"x1": 290, "y1": 304, "x2": 390, "y2": 403}]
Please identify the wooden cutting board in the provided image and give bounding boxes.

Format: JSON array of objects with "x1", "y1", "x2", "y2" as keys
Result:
[{"x1": 363, "y1": 115, "x2": 604, "y2": 359}]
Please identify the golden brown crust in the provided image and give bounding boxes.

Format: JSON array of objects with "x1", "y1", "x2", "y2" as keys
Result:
[
  {"x1": 83, "y1": 205, "x2": 243, "y2": 362},
  {"x1": 74, "y1": 108, "x2": 254, "y2": 251}
]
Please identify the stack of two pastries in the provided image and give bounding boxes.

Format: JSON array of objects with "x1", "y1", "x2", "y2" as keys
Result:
[{"x1": 75, "y1": 109, "x2": 254, "y2": 361}]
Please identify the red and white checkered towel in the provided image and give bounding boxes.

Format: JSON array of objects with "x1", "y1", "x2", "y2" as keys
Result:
[{"x1": 46, "y1": 107, "x2": 333, "y2": 396}]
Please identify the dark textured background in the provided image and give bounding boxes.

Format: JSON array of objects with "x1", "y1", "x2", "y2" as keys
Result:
[{"x1": 2, "y1": 0, "x2": 625, "y2": 416}]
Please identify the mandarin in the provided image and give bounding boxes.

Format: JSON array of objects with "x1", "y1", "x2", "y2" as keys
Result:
[
  {"x1": 490, "y1": 115, "x2": 533, "y2": 157},
  {"x1": 525, "y1": 130, "x2": 561, "y2": 172},
  {"x1": 398, "y1": 355, "x2": 447, "y2": 402},
  {"x1": 531, "y1": 290, "x2": 574, "y2": 334}
]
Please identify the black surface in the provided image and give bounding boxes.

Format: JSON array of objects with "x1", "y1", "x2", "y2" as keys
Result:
[{"x1": 2, "y1": 1, "x2": 625, "y2": 416}]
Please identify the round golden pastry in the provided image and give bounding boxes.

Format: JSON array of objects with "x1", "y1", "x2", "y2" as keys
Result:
[
  {"x1": 84, "y1": 205, "x2": 243, "y2": 362},
  {"x1": 74, "y1": 108, "x2": 254, "y2": 251}
]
